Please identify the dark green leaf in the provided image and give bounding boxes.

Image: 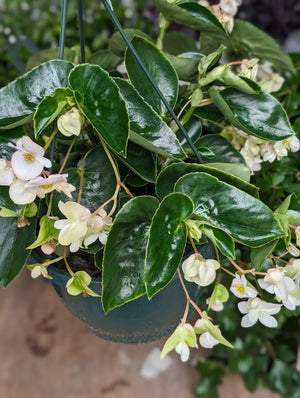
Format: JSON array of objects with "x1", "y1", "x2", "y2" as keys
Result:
[
  {"x1": 0, "y1": 60, "x2": 74, "y2": 129},
  {"x1": 102, "y1": 196, "x2": 159, "y2": 312},
  {"x1": 194, "y1": 104, "x2": 223, "y2": 123},
  {"x1": 115, "y1": 77, "x2": 185, "y2": 157},
  {"x1": 52, "y1": 145, "x2": 117, "y2": 215},
  {"x1": 175, "y1": 172, "x2": 284, "y2": 247},
  {"x1": 0, "y1": 216, "x2": 37, "y2": 287},
  {"x1": 25, "y1": 48, "x2": 77, "y2": 72},
  {"x1": 196, "y1": 134, "x2": 246, "y2": 165},
  {"x1": 231, "y1": 19, "x2": 296, "y2": 74},
  {"x1": 34, "y1": 87, "x2": 74, "y2": 136},
  {"x1": 198, "y1": 45, "x2": 225, "y2": 76},
  {"x1": 68, "y1": 64, "x2": 129, "y2": 156},
  {"x1": 209, "y1": 87, "x2": 295, "y2": 141},
  {"x1": 153, "y1": 0, "x2": 231, "y2": 48},
  {"x1": 268, "y1": 360, "x2": 293, "y2": 395},
  {"x1": 203, "y1": 225, "x2": 235, "y2": 259},
  {"x1": 125, "y1": 36, "x2": 178, "y2": 116},
  {"x1": 0, "y1": 186, "x2": 23, "y2": 214},
  {"x1": 87, "y1": 50, "x2": 121, "y2": 71},
  {"x1": 145, "y1": 192, "x2": 194, "y2": 297},
  {"x1": 156, "y1": 162, "x2": 257, "y2": 199},
  {"x1": 115, "y1": 141, "x2": 157, "y2": 183},
  {"x1": 163, "y1": 31, "x2": 198, "y2": 55},
  {"x1": 165, "y1": 52, "x2": 202, "y2": 82},
  {"x1": 250, "y1": 240, "x2": 278, "y2": 270}
]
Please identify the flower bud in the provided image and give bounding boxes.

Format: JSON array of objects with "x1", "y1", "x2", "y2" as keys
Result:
[
  {"x1": 57, "y1": 108, "x2": 85, "y2": 137},
  {"x1": 198, "y1": 259, "x2": 220, "y2": 286}
]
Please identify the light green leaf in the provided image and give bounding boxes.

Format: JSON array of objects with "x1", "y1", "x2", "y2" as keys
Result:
[{"x1": 27, "y1": 216, "x2": 59, "y2": 250}]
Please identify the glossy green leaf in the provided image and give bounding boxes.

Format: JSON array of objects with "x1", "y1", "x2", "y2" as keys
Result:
[
  {"x1": 109, "y1": 29, "x2": 153, "y2": 57},
  {"x1": 198, "y1": 45, "x2": 225, "y2": 76},
  {"x1": 165, "y1": 52, "x2": 202, "y2": 82},
  {"x1": 51, "y1": 145, "x2": 117, "y2": 215},
  {"x1": 231, "y1": 19, "x2": 296, "y2": 75},
  {"x1": 194, "y1": 104, "x2": 223, "y2": 123},
  {"x1": 176, "y1": 117, "x2": 202, "y2": 150},
  {"x1": 0, "y1": 216, "x2": 37, "y2": 287},
  {"x1": 205, "y1": 163, "x2": 251, "y2": 183},
  {"x1": 102, "y1": 196, "x2": 159, "y2": 312},
  {"x1": 250, "y1": 240, "x2": 278, "y2": 271},
  {"x1": 163, "y1": 31, "x2": 198, "y2": 55},
  {"x1": 115, "y1": 141, "x2": 157, "y2": 183},
  {"x1": 115, "y1": 78, "x2": 185, "y2": 157},
  {"x1": 125, "y1": 36, "x2": 178, "y2": 116},
  {"x1": 196, "y1": 134, "x2": 246, "y2": 165},
  {"x1": 68, "y1": 64, "x2": 129, "y2": 156},
  {"x1": 175, "y1": 172, "x2": 284, "y2": 247},
  {"x1": 0, "y1": 186, "x2": 23, "y2": 214},
  {"x1": 145, "y1": 192, "x2": 194, "y2": 298},
  {"x1": 153, "y1": 0, "x2": 231, "y2": 47},
  {"x1": 209, "y1": 87, "x2": 295, "y2": 141},
  {"x1": 156, "y1": 162, "x2": 257, "y2": 199},
  {"x1": 0, "y1": 60, "x2": 74, "y2": 129},
  {"x1": 34, "y1": 87, "x2": 74, "y2": 136},
  {"x1": 203, "y1": 225, "x2": 235, "y2": 259}
]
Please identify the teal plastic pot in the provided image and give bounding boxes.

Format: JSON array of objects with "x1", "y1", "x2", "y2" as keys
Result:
[{"x1": 48, "y1": 242, "x2": 214, "y2": 344}]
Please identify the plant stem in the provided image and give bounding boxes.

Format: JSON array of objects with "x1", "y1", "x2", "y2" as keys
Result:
[
  {"x1": 58, "y1": 136, "x2": 77, "y2": 174},
  {"x1": 44, "y1": 127, "x2": 58, "y2": 152},
  {"x1": 77, "y1": 151, "x2": 88, "y2": 204},
  {"x1": 64, "y1": 248, "x2": 75, "y2": 276}
]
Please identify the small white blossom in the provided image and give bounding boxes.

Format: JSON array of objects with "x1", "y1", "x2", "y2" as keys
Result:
[
  {"x1": 25, "y1": 173, "x2": 75, "y2": 198},
  {"x1": 9, "y1": 178, "x2": 36, "y2": 205},
  {"x1": 230, "y1": 273, "x2": 257, "y2": 299},
  {"x1": 220, "y1": 0, "x2": 241, "y2": 16},
  {"x1": 182, "y1": 254, "x2": 220, "y2": 286},
  {"x1": 175, "y1": 342, "x2": 190, "y2": 362},
  {"x1": 31, "y1": 265, "x2": 49, "y2": 279},
  {"x1": 238, "y1": 297, "x2": 282, "y2": 328},
  {"x1": 57, "y1": 107, "x2": 84, "y2": 137},
  {"x1": 206, "y1": 298, "x2": 224, "y2": 312},
  {"x1": 286, "y1": 259, "x2": 300, "y2": 285},
  {"x1": 10, "y1": 136, "x2": 51, "y2": 181}
]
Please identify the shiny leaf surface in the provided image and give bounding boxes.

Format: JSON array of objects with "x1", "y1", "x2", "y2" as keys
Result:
[
  {"x1": 0, "y1": 60, "x2": 74, "y2": 129},
  {"x1": 156, "y1": 162, "x2": 257, "y2": 199},
  {"x1": 102, "y1": 196, "x2": 159, "y2": 312},
  {"x1": 175, "y1": 172, "x2": 284, "y2": 247},
  {"x1": 203, "y1": 225, "x2": 235, "y2": 259},
  {"x1": 69, "y1": 64, "x2": 129, "y2": 156},
  {"x1": 145, "y1": 192, "x2": 194, "y2": 298},
  {"x1": 0, "y1": 216, "x2": 37, "y2": 287},
  {"x1": 209, "y1": 87, "x2": 295, "y2": 141},
  {"x1": 125, "y1": 36, "x2": 178, "y2": 116},
  {"x1": 115, "y1": 78, "x2": 185, "y2": 157}
]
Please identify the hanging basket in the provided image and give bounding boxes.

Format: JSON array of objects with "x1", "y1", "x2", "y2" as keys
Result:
[{"x1": 48, "y1": 242, "x2": 214, "y2": 344}]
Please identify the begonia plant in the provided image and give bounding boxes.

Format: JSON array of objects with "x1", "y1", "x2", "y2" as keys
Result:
[{"x1": 0, "y1": 0, "x2": 299, "y2": 361}]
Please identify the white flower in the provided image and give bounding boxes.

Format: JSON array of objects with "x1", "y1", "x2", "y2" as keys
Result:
[
  {"x1": 31, "y1": 265, "x2": 49, "y2": 279},
  {"x1": 220, "y1": 0, "x2": 241, "y2": 16},
  {"x1": 260, "y1": 142, "x2": 277, "y2": 163},
  {"x1": 25, "y1": 173, "x2": 75, "y2": 198},
  {"x1": 10, "y1": 136, "x2": 51, "y2": 180},
  {"x1": 199, "y1": 332, "x2": 219, "y2": 349},
  {"x1": 285, "y1": 259, "x2": 300, "y2": 285},
  {"x1": 0, "y1": 159, "x2": 14, "y2": 186},
  {"x1": 258, "y1": 268, "x2": 295, "y2": 303},
  {"x1": 240, "y1": 147, "x2": 262, "y2": 171},
  {"x1": 9, "y1": 178, "x2": 36, "y2": 205},
  {"x1": 83, "y1": 210, "x2": 112, "y2": 247},
  {"x1": 54, "y1": 201, "x2": 91, "y2": 251},
  {"x1": 230, "y1": 273, "x2": 257, "y2": 298},
  {"x1": 273, "y1": 136, "x2": 300, "y2": 159},
  {"x1": 206, "y1": 298, "x2": 224, "y2": 312},
  {"x1": 175, "y1": 342, "x2": 190, "y2": 362},
  {"x1": 238, "y1": 297, "x2": 281, "y2": 328}
]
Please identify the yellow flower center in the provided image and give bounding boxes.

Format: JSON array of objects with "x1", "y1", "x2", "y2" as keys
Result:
[
  {"x1": 40, "y1": 183, "x2": 55, "y2": 190},
  {"x1": 236, "y1": 284, "x2": 245, "y2": 294},
  {"x1": 23, "y1": 153, "x2": 35, "y2": 162},
  {"x1": 283, "y1": 139, "x2": 290, "y2": 146}
]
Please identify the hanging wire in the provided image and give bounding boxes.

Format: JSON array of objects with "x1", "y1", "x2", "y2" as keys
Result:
[
  {"x1": 77, "y1": 0, "x2": 86, "y2": 63},
  {"x1": 101, "y1": 0, "x2": 203, "y2": 164}
]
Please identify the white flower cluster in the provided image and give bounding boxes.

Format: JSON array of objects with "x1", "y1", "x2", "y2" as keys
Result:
[
  {"x1": 182, "y1": 253, "x2": 220, "y2": 286},
  {"x1": 230, "y1": 266, "x2": 300, "y2": 328},
  {"x1": 238, "y1": 132, "x2": 300, "y2": 172},
  {"x1": 0, "y1": 136, "x2": 75, "y2": 205},
  {"x1": 54, "y1": 201, "x2": 112, "y2": 253}
]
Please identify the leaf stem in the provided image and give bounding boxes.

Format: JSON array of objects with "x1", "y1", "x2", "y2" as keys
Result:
[
  {"x1": 58, "y1": 136, "x2": 77, "y2": 174},
  {"x1": 44, "y1": 127, "x2": 58, "y2": 152}
]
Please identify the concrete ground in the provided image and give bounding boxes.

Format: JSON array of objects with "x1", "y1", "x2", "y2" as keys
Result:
[{"x1": 0, "y1": 269, "x2": 282, "y2": 398}]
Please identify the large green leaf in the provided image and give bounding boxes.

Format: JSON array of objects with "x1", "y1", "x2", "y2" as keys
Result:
[
  {"x1": 0, "y1": 216, "x2": 37, "y2": 287},
  {"x1": 109, "y1": 28, "x2": 153, "y2": 57},
  {"x1": 203, "y1": 225, "x2": 235, "y2": 259},
  {"x1": 51, "y1": 145, "x2": 117, "y2": 215},
  {"x1": 153, "y1": 0, "x2": 231, "y2": 47},
  {"x1": 250, "y1": 240, "x2": 278, "y2": 271},
  {"x1": 196, "y1": 134, "x2": 245, "y2": 165},
  {"x1": 175, "y1": 172, "x2": 284, "y2": 247},
  {"x1": 209, "y1": 87, "x2": 295, "y2": 141},
  {"x1": 0, "y1": 60, "x2": 74, "y2": 129},
  {"x1": 145, "y1": 192, "x2": 194, "y2": 298},
  {"x1": 115, "y1": 141, "x2": 157, "y2": 183},
  {"x1": 165, "y1": 52, "x2": 202, "y2": 82},
  {"x1": 102, "y1": 196, "x2": 159, "y2": 312},
  {"x1": 68, "y1": 64, "x2": 129, "y2": 156},
  {"x1": 34, "y1": 87, "x2": 74, "y2": 136},
  {"x1": 125, "y1": 36, "x2": 178, "y2": 116},
  {"x1": 231, "y1": 19, "x2": 296, "y2": 75},
  {"x1": 156, "y1": 162, "x2": 257, "y2": 199},
  {"x1": 115, "y1": 78, "x2": 185, "y2": 157}
]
